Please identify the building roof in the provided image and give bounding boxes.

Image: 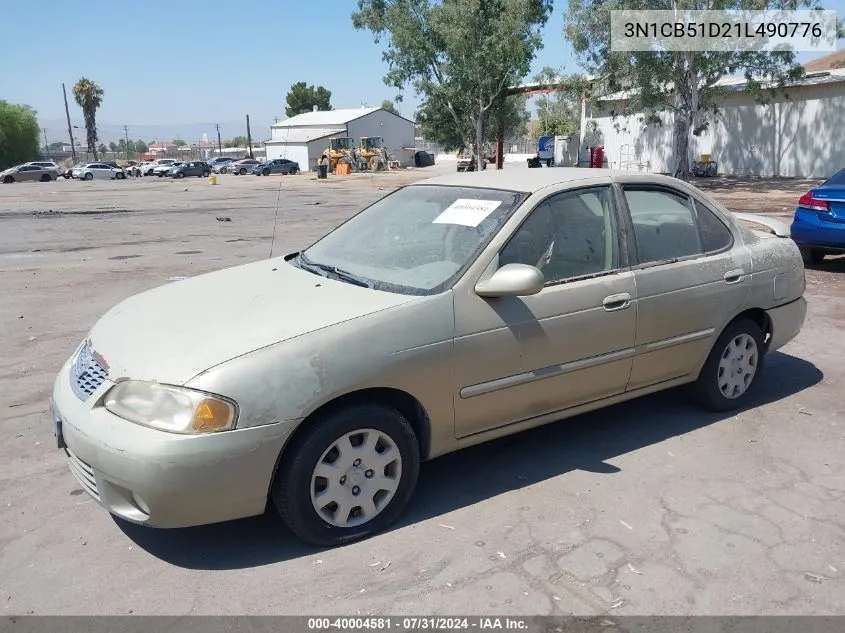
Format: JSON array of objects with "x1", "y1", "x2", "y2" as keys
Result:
[
  {"x1": 597, "y1": 68, "x2": 845, "y2": 103},
  {"x1": 265, "y1": 128, "x2": 346, "y2": 144},
  {"x1": 804, "y1": 50, "x2": 845, "y2": 72},
  {"x1": 271, "y1": 107, "x2": 381, "y2": 128}
]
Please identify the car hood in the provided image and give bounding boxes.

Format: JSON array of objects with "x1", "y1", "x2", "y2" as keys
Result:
[{"x1": 88, "y1": 257, "x2": 417, "y2": 386}]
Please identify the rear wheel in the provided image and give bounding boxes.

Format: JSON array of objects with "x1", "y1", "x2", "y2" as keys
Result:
[
  {"x1": 689, "y1": 318, "x2": 765, "y2": 412},
  {"x1": 40, "y1": 174, "x2": 51, "y2": 182},
  {"x1": 800, "y1": 247, "x2": 825, "y2": 265},
  {"x1": 291, "y1": 167, "x2": 299, "y2": 175},
  {"x1": 272, "y1": 403, "x2": 420, "y2": 547},
  {"x1": 202, "y1": 170, "x2": 210, "y2": 177}
]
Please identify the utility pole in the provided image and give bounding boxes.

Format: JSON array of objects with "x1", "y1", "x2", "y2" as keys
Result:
[
  {"x1": 215, "y1": 124, "x2": 223, "y2": 157},
  {"x1": 246, "y1": 114, "x2": 254, "y2": 159},
  {"x1": 123, "y1": 125, "x2": 130, "y2": 159},
  {"x1": 42, "y1": 128, "x2": 49, "y2": 159},
  {"x1": 62, "y1": 83, "x2": 77, "y2": 164}
]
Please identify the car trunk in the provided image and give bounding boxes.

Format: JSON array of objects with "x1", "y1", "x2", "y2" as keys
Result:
[{"x1": 813, "y1": 185, "x2": 845, "y2": 224}]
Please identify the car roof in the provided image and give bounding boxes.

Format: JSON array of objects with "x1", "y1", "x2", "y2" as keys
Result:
[{"x1": 417, "y1": 168, "x2": 686, "y2": 193}]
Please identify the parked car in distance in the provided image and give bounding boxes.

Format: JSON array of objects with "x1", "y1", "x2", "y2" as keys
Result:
[
  {"x1": 1, "y1": 164, "x2": 57, "y2": 183},
  {"x1": 154, "y1": 161, "x2": 183, "y2": 176},
  {"x1": 790, "y1": 167, "x2": 845, "y2": 264},
  {"x1": 72, "y1": 163, "x2": 127, "y2": 180},
  {"x1": 50, "y1": 169, "x2": 807, "y2": 547},
  {"x1": 169, "y1": 161, "x2": 212, "y2": 178},
  {"x1": 141, "y1": 159, "x2": 177, "y2": 176},
  {"x1": 208, "y1": 157, "x2": 235, "y2": 168},
  {"x1": 229, "y1": 158, "x2": 260, "y2": 175},
  {"x1": 25, "y1": 161, "x2": 63, "y2": 178},
  {"x1": 252, "y1": 158, "x2": 300, "y2": 176}
]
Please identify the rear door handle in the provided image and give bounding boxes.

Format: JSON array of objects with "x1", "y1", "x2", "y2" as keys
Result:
[
  {"x1": 724, "y1": 269, "x2": 745, "y2": 284},
  {"x1": 603, "y1": 293, "x2": 632, "y2": 311}
]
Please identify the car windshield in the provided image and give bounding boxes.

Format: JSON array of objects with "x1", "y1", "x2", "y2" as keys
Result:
[
  {"x1": 298, "y1": 184, "x2": 526, "y2": 295},
  {"x1": 823, "y1": 168, "x2": 845, "y2": 186}
]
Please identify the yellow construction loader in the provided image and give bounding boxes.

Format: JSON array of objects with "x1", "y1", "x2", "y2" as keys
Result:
[
  {"x1": 323, "y1": 136, "x2": 362, "y2": 172},
  {"x1": 359, "y1": 136, "x2": 390, "y2": 171}
]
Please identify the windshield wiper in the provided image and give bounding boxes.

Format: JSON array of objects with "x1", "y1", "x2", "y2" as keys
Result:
[{"x1": 296, "y1": 252, "x2": 373, "y2": 288}]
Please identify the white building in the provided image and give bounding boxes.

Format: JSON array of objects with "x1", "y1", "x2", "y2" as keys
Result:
[
  {"x1": 264, "y1": 106, "x2": 416, "y2": 170},
  {"x1": 587, "y1": 68, "x2": 845, "y2": 178}
]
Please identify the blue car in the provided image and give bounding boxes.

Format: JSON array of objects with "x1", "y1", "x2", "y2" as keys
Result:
[{"x1": 791, "y1": 168, "x2": 845, "y2": 264}]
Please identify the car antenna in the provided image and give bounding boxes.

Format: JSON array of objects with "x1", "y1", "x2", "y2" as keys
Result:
[{"x1": 269, "y1": 125, "x2": 291, "y2": 260}]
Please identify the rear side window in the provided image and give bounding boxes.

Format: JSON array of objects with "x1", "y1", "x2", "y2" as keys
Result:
[
  {"x1": 623, "y1": 188, "x2": 702, "y2": 263},
  {"x1": 824, "y1": 169, "x2": 845, "y2": 186},
  {"x1": 694, "y1": 200, "x2": 733, "y2": 252}
]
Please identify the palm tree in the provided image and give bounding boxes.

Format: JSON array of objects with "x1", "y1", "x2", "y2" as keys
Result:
[{"x1": 72, "y1": 78, "x2": 104, "y2": 160}]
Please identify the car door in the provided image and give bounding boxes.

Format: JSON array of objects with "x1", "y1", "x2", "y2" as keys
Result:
[
  {"x1": 618, "y1": 182, "x2": 751, "y2": 391},
  {"x1": 453, "y1": 184, "x2": 638, "y2": 438},
  {"x1": 19, "y1": 166, "x2": 41, "y2": 181}
]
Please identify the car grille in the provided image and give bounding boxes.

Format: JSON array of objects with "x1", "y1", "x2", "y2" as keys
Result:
[
  {"x1": 65, "y1": 448, "x2": 100, "y2": 501},
  {"x1": 69, "y1": 345, "x2": 108, "y2": 401}
]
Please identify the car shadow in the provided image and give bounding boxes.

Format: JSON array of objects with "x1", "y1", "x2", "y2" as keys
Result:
[
  {"x1": 116, "y1": 350, "x2": 822, "y2": 570},
  {"x1": 804, "y1": 254, "x2": 845, "y2": 272}
]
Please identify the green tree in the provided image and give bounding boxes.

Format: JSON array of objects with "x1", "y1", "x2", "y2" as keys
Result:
[
  {"x1": 134, "y1": 139, "x2": 148, "y2": 153},
  {"x1": 381, "y1": 99, "x2": 400, "y2": 115},
  {"x1": 0, "y1": 101, "x2": 39, "y2": 170},
  {"x1": 108, "y1": 141, "x2": 118, "y2": 153},
  {"x1": 230, "y1": 135, "x2": 248, "y2": 147},
  {"x1": 353, "y1": 0, "x2": 552, "y2": 170},
  {"x1": 285, "y1": 82, "x2": 333, "y2": 117},
  {"x1": 72, "y1": 78, "x2": 104, "y2": 161},
  {"x1": 98, "y1": 143, "x2": 108, "y2": 157},
  {"x1": 529, "y1": 67, "x2": 585, "y2": 138},
  {"x1": 565, "y1": 0, "x2": 843, "y2": 180},
  {"x1": 416, "y1": 95, "x2": 467, "y2": 151},
  {"x1": 488, "y1": 94, "x2": 530, "y2": 141},
  {"x1": 48, "y1": 141, "x2": 65, "y2": 150},
  {"x1": 172, "y1": 139, "x2": 187, "y2": 147}
]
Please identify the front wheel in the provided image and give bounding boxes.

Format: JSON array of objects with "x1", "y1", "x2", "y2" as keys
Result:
[
  {"x1": 202, "y1": 170, "x2": 210, "y2": 177},
  {"x1": 689, "y1": 318, "x2": 765, "y2": 412},
  {"x1": 84, "y1": 173, "x2": 93, "y2": 181},
  {"x1": 116, "y1": 172, "x2": 126, "y2": 180},
  {"x1": 262, "y1": 168, "x2": 270, "y2": 176},
  {"x1": 272, "y1": 404, "x2": 420, "y2": 547},
  {"x1": 800, "y1": 247, "x2": 825, "y2": 265},
  {"x1": 239, "y1": 168, "x2": 247, "y2": 175},
  {"x1": 3, "y1": 176, "x2": 14, "y2": 184}
]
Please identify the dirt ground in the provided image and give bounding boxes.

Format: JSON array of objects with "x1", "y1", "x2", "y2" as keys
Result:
[{"x1": 1, "y1": 166, "x2": 843, "y2": 616}]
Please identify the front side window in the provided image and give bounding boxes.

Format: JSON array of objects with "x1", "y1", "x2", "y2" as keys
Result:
[
  {"x1": 623, "y1": 188, "x2": 702, "y2": 264},
  {"x1": 301, "y1": 185, "x2": 526, "y2": 295},
  {"x1": 500, "y1": 187, "x2": 620, "y2": 283}
]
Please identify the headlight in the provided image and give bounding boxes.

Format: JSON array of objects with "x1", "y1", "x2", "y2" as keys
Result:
[{"x1": 103, "y1": 381, "x2": 236, "y2": 434}]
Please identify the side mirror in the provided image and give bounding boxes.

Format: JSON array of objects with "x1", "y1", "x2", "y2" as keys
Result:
[{"x1": 475, "y1": 263, "x2": 545, "y2": 298}]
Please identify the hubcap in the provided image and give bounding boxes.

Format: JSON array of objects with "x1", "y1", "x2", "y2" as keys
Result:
[
  {"x1": 310, "y1": 428, "x2": 402, "y2": 528},
  {"x1": 717, "y1": 333, "x2": 759, "y2": 399}
]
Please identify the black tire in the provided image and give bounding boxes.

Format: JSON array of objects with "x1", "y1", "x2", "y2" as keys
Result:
[
  {"x1": 202, "y1": 170, "x2": 210, "y2": 178},
  {"x1": 116, "y1": 172, "x2": 125, "y2": 180},
  {"x1": 291, "y1": 167, "x2": 299, "y2": 175},
  {"x1": 3, "y1": 176, "x2": 14, "y2": 184},
  {"x1": 239, "y1": 168, "x2": 247, "y2": 175},
  {"x1": 40, "y1": 174, "x2": 51, "y2": 182},
  {"x1": 262, "y1": 168, "x2": 270, "y2": 176},
  {"x1": 689, "y1": 317, "x2": 766, "y2": 412},
  {"x1": 84, "y1": 173, "x2": 93, "y2": 181},
  {"x1": 272, "y1": 403, "x2": 420, "y2": 547},
  {"x1": 800, "y1": 247, "x2": 825, "y2": 265},
  {"x1": 176, "y1": 172, "x2": 184, "y2": 179}
]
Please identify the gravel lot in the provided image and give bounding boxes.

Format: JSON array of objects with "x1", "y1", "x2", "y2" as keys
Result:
[{"x1": 1, "y1": 166, "x2": 843, "y2": 616}]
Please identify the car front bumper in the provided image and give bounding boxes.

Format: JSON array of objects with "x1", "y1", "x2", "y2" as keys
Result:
[
  {"x1": 50, "y1": 358, "x2": 296, "y2": 529},
  {"x1": 766, "y1": 296, "x2": 807, "y2": 353}
]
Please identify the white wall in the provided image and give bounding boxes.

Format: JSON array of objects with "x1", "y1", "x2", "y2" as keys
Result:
[
  {"x1": 265, "y1": 143, "x2": 309, "y2": 169},
  {"x1": 347, "y1": 111, "x2": 415, "y2": 166},
  {"x1": 589, "y1": 82, "x2": 845, "y2": 178}
]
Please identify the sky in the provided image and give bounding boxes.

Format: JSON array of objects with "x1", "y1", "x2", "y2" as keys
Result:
[{"x1": 0, "y1": 0, "x2": 842, "y2": 146}]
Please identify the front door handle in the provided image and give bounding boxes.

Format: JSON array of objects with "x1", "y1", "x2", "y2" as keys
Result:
[
  {"x1": 724, "y1": 269, "x2": 745, "y2": 284},
  {"x1": 603, "y1": 293, "x2": 632, "y2": 312}
]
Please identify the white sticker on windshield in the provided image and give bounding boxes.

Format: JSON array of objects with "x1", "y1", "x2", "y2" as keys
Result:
[{"x1": 432, "y1": 199, "x2": 503, "y2": 228}]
